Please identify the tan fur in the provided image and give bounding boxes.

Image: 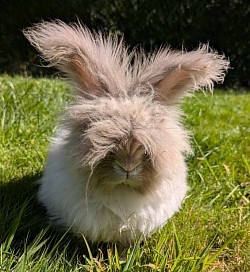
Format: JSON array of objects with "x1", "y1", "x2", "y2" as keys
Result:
[
  {"x1": 24, "y1": 20, "x2": 229, "y2": 192},
  {"x1": 24, "y1": 21, "x2": 229, "y2": 244}
]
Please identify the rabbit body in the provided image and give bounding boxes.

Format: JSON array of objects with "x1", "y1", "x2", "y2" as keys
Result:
[
  {"x1": 39, "y1": 128, "x2": 187, "y2": 244},
  {"x1": 24, "y1": 20, "x2": 229, "y2": 245},
  {"x1": 38, "y1": 98, "x2": 188, "y2": 244}
]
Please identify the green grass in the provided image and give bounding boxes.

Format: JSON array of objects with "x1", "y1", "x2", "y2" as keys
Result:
[{"x1": 0, "y1": 75, "x2": 249, "y2": 271}]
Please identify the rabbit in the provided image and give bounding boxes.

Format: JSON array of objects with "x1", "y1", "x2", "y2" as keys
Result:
[{"x1": 24, "y1": 20, "x2": 229, "y2": 247}]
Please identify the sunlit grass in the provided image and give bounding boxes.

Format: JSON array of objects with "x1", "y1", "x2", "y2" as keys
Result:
[{"x1": 0, "y1": 75, "x2": 249, "y2": 271}]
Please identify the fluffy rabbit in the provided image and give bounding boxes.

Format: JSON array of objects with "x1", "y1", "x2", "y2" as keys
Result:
[{"x1": 24, "y1": 21, "x2": 229, "y2": 246}]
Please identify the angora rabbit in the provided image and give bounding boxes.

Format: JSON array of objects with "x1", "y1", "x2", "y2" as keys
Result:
[{"x1": 24, "y1": 21, "x2": 229, "y2": 246}]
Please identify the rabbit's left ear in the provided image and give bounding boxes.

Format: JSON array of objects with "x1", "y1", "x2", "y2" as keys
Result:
[
  {"x1": 139, "y1": 45, "x2": 229, "y2": 104},
  {"x1": 23, "y1": 20, "x2": 128, "y2": 99}
]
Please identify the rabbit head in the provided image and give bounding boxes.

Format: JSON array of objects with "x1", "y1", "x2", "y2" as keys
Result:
[{"x1": 24, "y1": 21, "x2": 229, "y2": 193}]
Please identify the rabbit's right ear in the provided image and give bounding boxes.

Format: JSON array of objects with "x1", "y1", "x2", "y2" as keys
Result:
[
  {"x1": 138, "y1": 45, "x2": 229, "y2": 104},
  {"x1": 23, "y1": 21, "x2": 127, "y2": 98}
]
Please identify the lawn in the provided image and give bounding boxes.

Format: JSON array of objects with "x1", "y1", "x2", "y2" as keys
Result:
[{"x1": 0, "y1": 75, "x2": 249, "y2": 271}]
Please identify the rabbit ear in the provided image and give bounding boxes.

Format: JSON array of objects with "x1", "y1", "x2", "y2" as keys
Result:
[
  {"x1": 23, "y1": 20, "x2": 128, "y2": 98},
  {"x1": 138, "y1": 45, "x2": 229, "y2": 104},
  {"x1": 70, "y1": 53, "x2": 100, "y2": 92}
]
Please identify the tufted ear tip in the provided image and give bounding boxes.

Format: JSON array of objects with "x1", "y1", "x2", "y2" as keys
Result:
[{"x1": 138, "y1": 44, "x2": 229, "y2": 104}]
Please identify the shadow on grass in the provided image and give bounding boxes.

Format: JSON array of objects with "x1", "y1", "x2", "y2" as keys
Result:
[{"x1": 0, "y1": 173, "x2": 94, "y2": 262}]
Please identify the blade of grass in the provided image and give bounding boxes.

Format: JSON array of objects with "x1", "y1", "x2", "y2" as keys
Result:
[
  {"x1": 193, "y1": 137, "x2": 218, "y2": 180},
  {"x1": 206, "y1": 231, "x2": 239, "y2": 267},
  {"x1": 3, "y1": 201, "x2": 27, "y2": 253},
  {"x1": 122, "y1": 236, "x2": 142, "y2": 272}
]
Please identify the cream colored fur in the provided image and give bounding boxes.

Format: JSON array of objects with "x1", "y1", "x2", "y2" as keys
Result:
[{"x1": 24, "y1": 20, "x2": 229, "y2": 246}]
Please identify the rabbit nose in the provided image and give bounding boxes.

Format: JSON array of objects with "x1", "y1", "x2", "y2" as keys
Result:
[
  {"x1": 117, "y1": 162, "x2": 138, "y2": 173},
  {"x1": 116, "y1": 164, "x2": 133, "y2": 174},
  {"x1": 123, "y1": 168, "x2": 133, "y2": 180},
  {"x1": 114, "y1": 161, "x2": 142, "y2": 179}
]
